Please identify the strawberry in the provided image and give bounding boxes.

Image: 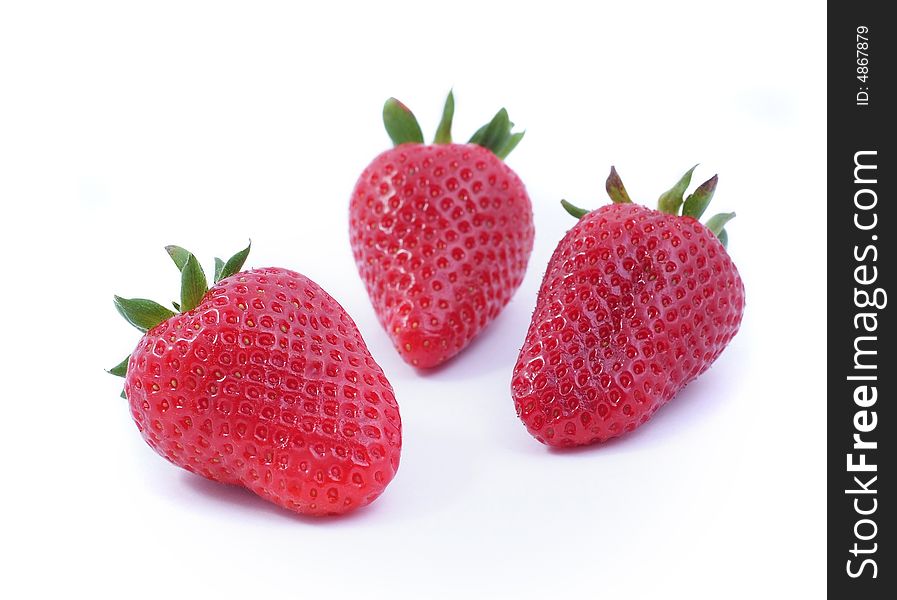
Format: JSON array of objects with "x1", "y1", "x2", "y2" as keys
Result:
[
  {"x1": 350, "y1": 92, "x2": 535, "y2": 368},
  {"x1": 511, "y1": 167, "x2": 745, "y2": 447},
  {"x1": 110, "y1": 243, "x2": 401, "y2": 516}
]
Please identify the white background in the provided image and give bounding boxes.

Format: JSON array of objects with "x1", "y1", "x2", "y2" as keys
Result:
[{"x1": 1, "y1": 2, "x2": 826, "y2": 598}]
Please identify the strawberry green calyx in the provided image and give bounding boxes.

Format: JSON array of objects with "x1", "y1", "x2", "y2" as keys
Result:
[
  {"x1": 114, "y1": 297, "x2": 176, "y2": 332},
  {"x1": 468, "y1": 108, "x2": 525, "y2": 159},
  {"x1": 214, "y1": 258, "x2": 225, "y2": 281},
  {"x1": 682, "y1": 174, "x2": 718, "y2": 219},
  {"x1": 215, "y1": 241, "x2": 251, "y2": 282},
  {"x1": 606, "y1": 166, "x2": 632, "y2": 204},
  {"x1": 646, "y1": 165, "x2": 734, "y2": 246},
  {"x1": 560, "y1": 199, "x2": 590, "y2": 219},
  {"x1": 107, "y1": 355, "x2": 129, "y2": 377},
  {"x1": 559, "y1": 165, "x2": 735, "y2": 248},
  {"x1": 717, "y1": 228, "x2": 730, "y2": 249},
  {"x1": 705, "y1": 212, "x2": 735, "y2": 248},
  {"x1": 110, "y1": 241, "x2": 252, "y2": 381},
  {"x1": 705, "y1": 212, "x2": 736, "y2": 234},
  {"x1": 107, "y1": 354, "x2": 131, "y2": 396},
  {"x1": 180, "y1": 254, "x2": 208, "y2": 312},
  {"x1": 167, "y1": 241, "x2": 250, "y2": 287},
  {"x1": 382, "y1": 91, "x2": 524, "y2": 160},
  {"x1": 434, "y1": 90, "x2": 454, "y2": 144},
  {"x1": 165, "y1": 245, "x2": 191, "y2": 269},
  {"x1": 658, "y1": 164, "x2": 698, "y2": 215},
  {"x1": 383, "y1": 98, "x2": 424, "y2": 146}
]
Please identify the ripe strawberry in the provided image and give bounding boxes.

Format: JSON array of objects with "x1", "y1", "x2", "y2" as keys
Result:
[
  {"x1": 511, "y1": 167, "x2": 745, "y2": 447},
  {"x1": 350, "y1": 92, "x2": 535, "y2": 368},
  {"x1": 110, "y1": 243, "x2": 401, "y2": 516}
]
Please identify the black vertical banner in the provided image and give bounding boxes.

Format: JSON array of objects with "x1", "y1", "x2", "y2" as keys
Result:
[{"x1": 828, "y1": 2, "x2": 893, "y2": 596}]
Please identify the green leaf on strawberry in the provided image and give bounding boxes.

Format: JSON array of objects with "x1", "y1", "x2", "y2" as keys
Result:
[
  {"x1": 717, "y1": 228, "x2": 730, "y2": 249},
  {"x1": 658, "y1": 164, "x2": 698, "y2": 215},
  {"x1": 605, "y1": 166, "x2": 632, "y2": 204},
  {"x1": 561, "y1": 166, "x2": 735, "y2": 248},
  {"x1": 384, "y1": 90, "x2": 524, "y2": 160},
  {"x1": 180, "y1": 254, "x2": 208, "y2": 312},
  {"x1": 217, "y1": 240, "x2": 251, "y2": 282},
  {"x1": 165, "y1": 245, "x2": 192, "y2": 270},
  {"x1": 107, "y1": 355, "x2": 130, "y2": 378},
  {"x1": 682, "y1": 174, "x2": 718, "y2": 219},
  {"x1": 213, "y1": 257, "x2": 225, "y2": 282},
  {"x1": 383, "y1": 98, "x2": 424, "y2": 145},
  {"x1": 468, "y1": 108, "x2": 525, "y2": 159},
  {"x1": 705, "y1": 212, "x2": 736, "y2": 248},
  {"x1": 434, "y1": 89, "x2": 454, "y2": 144},
  {"x1": 114, "y1": 297, "x2": 177, "y2": 332},
  {"x1": 560, "y1": 199, "x2": 589, "y2": 219}
]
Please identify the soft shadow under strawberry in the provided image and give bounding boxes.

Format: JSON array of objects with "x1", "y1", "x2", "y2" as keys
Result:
[{"x1": 180, "y1": 473, "x2": 382, "y2": 525}]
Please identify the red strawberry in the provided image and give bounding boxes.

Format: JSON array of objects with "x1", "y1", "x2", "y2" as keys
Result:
[
  {"x1": 110, "y1": 243, "x2": 401, "y2": 516},
  {"x1": 511, "y1": 167, "x2": 745, "y2": 447},
  {"x1": 350, "y1": 92, "x2": 535, "y2": 368}
]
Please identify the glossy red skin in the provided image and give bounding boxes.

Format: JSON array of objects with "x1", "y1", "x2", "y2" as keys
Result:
[
  {"x1": 124, "y1": 268, "x2": 402, "y2": 516},
  {"x1": 512, "y1": 204, "x2": 745, "y2": 447},
  {"x1": 350, "y1": 143, "x2": 534, "y2": 368}
]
